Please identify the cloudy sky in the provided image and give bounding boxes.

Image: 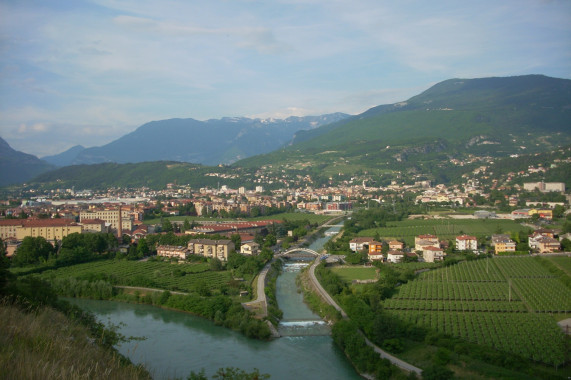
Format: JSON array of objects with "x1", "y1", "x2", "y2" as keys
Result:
[{"x1": 1, "y1": 0, "x2": 570, "y2": 157}]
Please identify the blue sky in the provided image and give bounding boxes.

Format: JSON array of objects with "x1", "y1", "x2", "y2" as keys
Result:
[{"x1": 1, "y1": 0, "x2": 570, "y2": 157}]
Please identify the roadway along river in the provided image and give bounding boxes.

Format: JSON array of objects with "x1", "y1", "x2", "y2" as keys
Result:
[{"x1": 69, "y1": 225, "x2": 362, "y2": 379}]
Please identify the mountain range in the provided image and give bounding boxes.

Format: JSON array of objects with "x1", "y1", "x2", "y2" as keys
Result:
[
  {"x1": 0, "y1": 137, "x2": 54, "y2": 187},
  {"x1": 239, "y1": 75, "x2": 571, "y2": 171},
  {"x1": 2, "y1": 74, "x2": 570, "y2": 188},
  {"x1": 41, "y1": 114, "x2": 349, "y2": 167}
]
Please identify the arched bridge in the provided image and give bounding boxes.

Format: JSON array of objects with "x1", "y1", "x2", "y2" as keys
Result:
[{"x1": 279, "y1": 247, "x2": 323, "y2": 257}]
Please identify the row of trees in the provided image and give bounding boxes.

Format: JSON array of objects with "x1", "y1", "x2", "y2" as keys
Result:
[{"x1": 11, "y1": 233, "x2": 118, "y2": 267}]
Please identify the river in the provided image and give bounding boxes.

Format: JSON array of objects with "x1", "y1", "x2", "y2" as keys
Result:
[{"x1": 69, "y1": 224, "x2": 361, "y2": 379}]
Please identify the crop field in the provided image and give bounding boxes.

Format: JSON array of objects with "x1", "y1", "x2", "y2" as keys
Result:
[
  {"x1": 331, "y1": 266, "x2": 377, "y2": 282},
  {"x1": 384, "y1": 256, "x2": 571, "y2": 366},
  {"x1": 34, "y1": 260, "x2": 233, "y2": 293},
  {"x1": 546, "y1": 256, "x2": 571, "y2": 276},
  {"x1": 359, "y1": 218, "x2": 527, "y2": 246}
]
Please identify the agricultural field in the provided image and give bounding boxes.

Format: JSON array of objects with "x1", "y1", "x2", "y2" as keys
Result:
[
  {"x1": 33, "y1": 260, "x2": 234, "y2": 293},
  {"x1": 145, "y1": 212, "x2": 335, "y2": 226},
  {"x1": 331, "y1": 266, "x2": 378, "y2": 282},
  {"x1": 546, "y1": 256, "x2": 571, "y2": 276},
  {"x1": 384, "y1": 256, "x2": 571, "y2": 366},
  {"x1": 359, "y1": 218, "x2": 528, "y2": 246}
]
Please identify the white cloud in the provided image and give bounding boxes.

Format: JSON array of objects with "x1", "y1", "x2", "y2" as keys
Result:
[{"x1": 1, "y1": 0, "x2": 570, "y2": 157}]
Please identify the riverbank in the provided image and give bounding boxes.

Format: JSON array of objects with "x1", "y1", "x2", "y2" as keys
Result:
[{"x1": 0, "y1": 302, "x2": 151, "y2": 380}]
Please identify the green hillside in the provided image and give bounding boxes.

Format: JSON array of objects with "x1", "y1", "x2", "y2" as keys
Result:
[
  {"x1": 29, "y1": 161, "x2": 246, "y2": 190},
  {"x1": 236, "y1": 75, "x2": 571, "y2": 183}
]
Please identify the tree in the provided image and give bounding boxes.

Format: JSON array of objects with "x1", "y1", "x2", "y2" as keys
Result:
[
  {"x1": 162, "y1": 219, "x2": 174, "y2": 232},
  {"x1": 137, "y1": 238, "x2": 150, "y2": 257},
  {"x1": 230, "y1": 234, "x2": 241, "y2": 251},
  {"x1": 183, "y1": 218, "x2": 191, "y2": 231},
  {"x1": 210, "y1": 258, "x2": 223, "y2": 271},
  {"x1": 13, "y1": 236, "x2": 54, "y2": 266},
  {"x1": 553, "y1": 205, "x2": 565, "y2": 219}
]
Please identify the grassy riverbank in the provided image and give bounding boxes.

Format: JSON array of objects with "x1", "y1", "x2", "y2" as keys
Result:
[{"x1": 0, "y1": 302, "x2": 150, "y2": 380}]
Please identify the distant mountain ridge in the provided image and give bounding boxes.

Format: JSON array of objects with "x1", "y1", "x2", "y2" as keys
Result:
[
  {"x1": 46, "y1": 113, "x2": 350, "y2": 166},
  {"x1": 42, "y1": 145, "x2": 85, "y2": 167},
  {"x1": 288, "y1": 75, "x2": 571, "y2": 148},
  {"x1": 0, "y1": 137, "x2": 54, "y2": 186},
  {"x1": 240, "y1": 74, "x2": 571, "y2": 170}
]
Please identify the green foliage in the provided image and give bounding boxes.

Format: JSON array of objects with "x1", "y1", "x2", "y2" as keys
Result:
[
  {"x1": 315, "y1": 263, "x2": 346, "y2": 296},
  {"x1": 187, "y1": 367, "x2": 270, "y2": 380},
  {"x1": 421, "y1": 365, "x2": 454, "y2": 380},
  {"x1": 12, "y1": 236, "x2": 55, "y2": 267},
  {"x1": 332, "y1": 319, "x2": 395, "y2": 378}
]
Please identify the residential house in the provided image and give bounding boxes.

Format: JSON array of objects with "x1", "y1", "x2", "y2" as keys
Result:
[
  {"x1": 387, "y1": 250, "x2": 404, "y2": 263},
  {"x1": 535, "y1": 236, "x2": 560, "y2": 253},
  {"x1": 188, "y1": 239, "x2": 235, "y2": 261},
  {"x1": 423, "y1": 246, "x2": 445, "y2": 263},
  {"x1": 456, "y1": 235, "x2": 478, "y2": 251},
  {"x1": 415, "y1": 234, "x2": 439, "y2": 251},
  {"x1": 240, "y1": 242, "x2": 260, "y2": 256},
  {"x1": 157, "y1": 245, "x2": 189, "y2": 259},
  {"x1": 368, "y1": 251, "x2": 384, "y2": 261},
  {"x1": 349, "y1": 237, "x2": 374, "y2": 252},
  {"x1": 368, "y1": 241, "x2": 383, "y2": 254},
  {"x1": 492, "y1": 234, "x2": 516, "y2": 254},
  {"x1": 389, "y1": 240, "x2": 404, "y2": 251}
]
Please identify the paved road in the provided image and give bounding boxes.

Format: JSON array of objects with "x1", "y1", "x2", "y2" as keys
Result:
[
  {"x1": 307, "y1": 259, "x2": 422, "y2": 375},
  {"x1": 308, "y1": 259, "x2": 347, "y2": 318}
]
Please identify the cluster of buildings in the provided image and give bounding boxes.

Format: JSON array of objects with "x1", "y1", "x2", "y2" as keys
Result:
[
  {"x1": 348, "y1": 228, "x2": 565, "y2": 264},
  {"x1": 491, "y1": 229, "x2": 561, "y2": 254},
  {"x1": 156, "y1": 239, "x2": 260, "y2": 261}
]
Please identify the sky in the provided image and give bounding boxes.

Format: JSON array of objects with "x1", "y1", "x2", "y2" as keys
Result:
[{"x1": 1, "y1": 0, "x2": 570, "y2": 157}]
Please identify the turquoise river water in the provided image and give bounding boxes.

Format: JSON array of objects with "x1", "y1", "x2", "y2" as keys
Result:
[{"x1": 70, "y1": 225, "x2": 362, "y2": 379}]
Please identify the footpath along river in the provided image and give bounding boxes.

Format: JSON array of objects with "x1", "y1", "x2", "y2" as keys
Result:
[{"x1": 70, "y1": 225, "x2": 362, "y2": 380}]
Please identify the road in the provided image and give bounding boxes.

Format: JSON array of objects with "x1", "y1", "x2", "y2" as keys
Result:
[
  {"x1": 241, "y1": 261, "x2": 271, "y2": 318},
  {"x1": 307, "y1": 259, "x2": 422, "y2": 376}
]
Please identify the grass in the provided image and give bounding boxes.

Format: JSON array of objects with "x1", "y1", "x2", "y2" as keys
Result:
[
  {"x1": 0, "y1": 303, "x2": 150, "y2": 380},
  {"x1": 330, "y1": 266, "x2": 378, "y2": 282}
]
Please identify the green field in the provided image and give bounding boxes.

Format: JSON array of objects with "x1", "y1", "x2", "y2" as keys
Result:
[
  {"x1": 144, "y1": 212, "x2": 335, "y2": 226},
  {"x1": 384, "y1": 256, "x2": 571, "y2": 366},
  {"x1": 547, "y1": 256, "x2": 571, "y2": 276},
  {"x1": 33, "y1": 260, "x2": 234, "y2": 293},
  {"x1": 359, "y1": 218, "x2": 528, "y2": 246},
  {"x1": 331, "y1": 266, "x2": 378, "y2": 282}
]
